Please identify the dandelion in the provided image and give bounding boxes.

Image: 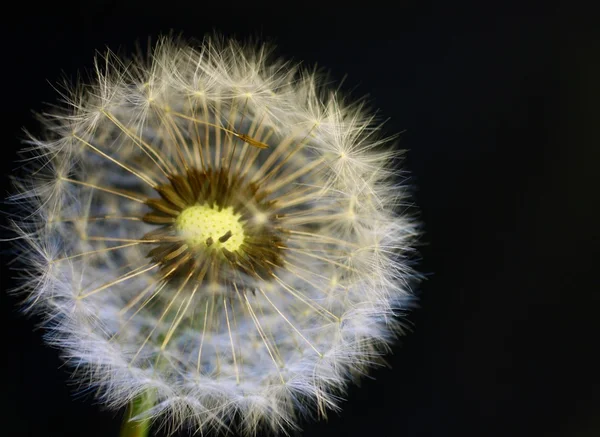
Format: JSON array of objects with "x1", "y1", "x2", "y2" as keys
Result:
[{"x1": 8, "y1": 35, "x2": 418, "y2": 435}]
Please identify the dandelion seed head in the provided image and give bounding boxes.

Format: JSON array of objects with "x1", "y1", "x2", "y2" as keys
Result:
[{"x1": 9, "y1": 35, "x2": 419, "y2": 435}]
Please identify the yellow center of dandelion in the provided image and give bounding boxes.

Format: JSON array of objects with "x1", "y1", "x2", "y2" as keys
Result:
[{"x1": 176, "y1": 204, "x2": 245, "y2": 251}]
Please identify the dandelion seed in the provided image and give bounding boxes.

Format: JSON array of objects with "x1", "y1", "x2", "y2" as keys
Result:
[{"x1": 7, "y1": 35, "x2": 418, "y2": 435}]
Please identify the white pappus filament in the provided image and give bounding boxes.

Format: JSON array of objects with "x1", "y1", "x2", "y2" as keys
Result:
[{"x1": 9, "y1": 35, "x2": 418, "y2": 435}]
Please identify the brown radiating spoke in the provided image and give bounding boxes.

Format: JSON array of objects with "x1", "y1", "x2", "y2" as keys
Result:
[{"x1": 137, "y1": 163, "x2": 289, "y2": 291}]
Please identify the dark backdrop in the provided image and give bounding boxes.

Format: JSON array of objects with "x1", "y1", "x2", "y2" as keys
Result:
[{"x1": 1, "y1": 4, "x2": 598, "y2": 437}]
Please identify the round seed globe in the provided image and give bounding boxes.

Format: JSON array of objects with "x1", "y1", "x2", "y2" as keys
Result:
[{"x1": 9, "y1": 35, "x2": 418, "y2": 435}]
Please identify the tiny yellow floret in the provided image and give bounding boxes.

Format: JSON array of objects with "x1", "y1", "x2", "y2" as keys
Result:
[{"x1": 176, "y1": 204, "x2": 245, "y2": 251}]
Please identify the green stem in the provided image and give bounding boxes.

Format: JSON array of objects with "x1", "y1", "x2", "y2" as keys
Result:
[{"x1": 120, "y1": 391, "x2": 155, "y2": 437}]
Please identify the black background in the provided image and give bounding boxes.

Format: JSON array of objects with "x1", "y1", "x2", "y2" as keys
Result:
[{"x1": 1, "y1": 4, "x2": 598, "y2": 437}]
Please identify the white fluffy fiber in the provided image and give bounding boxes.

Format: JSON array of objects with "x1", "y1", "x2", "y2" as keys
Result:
[{"x1": 10, "y1": 35, "x2": 418, "y2": 435}]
